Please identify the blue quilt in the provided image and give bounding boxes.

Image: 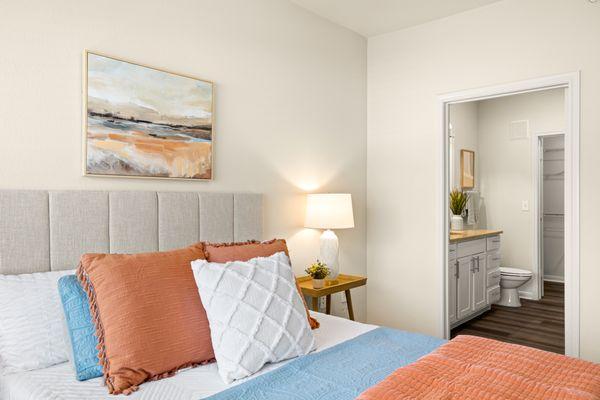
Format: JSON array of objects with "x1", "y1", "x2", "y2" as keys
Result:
[{"x1": 206, "y1": 327, "x2": 445, "y2": 400}]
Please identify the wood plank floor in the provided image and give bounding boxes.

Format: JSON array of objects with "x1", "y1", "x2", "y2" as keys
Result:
[{"x1": 451, "y1": 281, "x2": 564, "y2": 354}]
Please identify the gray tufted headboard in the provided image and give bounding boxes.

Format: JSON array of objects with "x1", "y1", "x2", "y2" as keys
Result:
[{"x1": 0, "y1": 190, "x2": 262, "y2": 275}]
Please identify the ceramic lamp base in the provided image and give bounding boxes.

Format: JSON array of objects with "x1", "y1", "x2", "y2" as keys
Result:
[{"x1": 320, "y1": 229, "x2": 339, "y2": 280}]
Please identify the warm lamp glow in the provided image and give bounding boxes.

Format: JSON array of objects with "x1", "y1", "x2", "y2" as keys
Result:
[{"x1": 304, "y1": 193, "x2": 354, "y2": 230}]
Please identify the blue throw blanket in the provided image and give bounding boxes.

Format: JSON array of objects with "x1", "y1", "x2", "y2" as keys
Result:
[{"x1": 206, "y1": 327, "x2": 445, "y2": 400}]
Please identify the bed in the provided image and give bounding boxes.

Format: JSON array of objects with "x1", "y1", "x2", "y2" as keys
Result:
[
  {"x1": 1, "y1": 190, "x2": 599, "y2": 400},
  {"x1": 0, "y1": 190, "x2": 414, "y2": 399},
  {"x1": 0, "y1": 312, "x2": 381, "y2": 400}
]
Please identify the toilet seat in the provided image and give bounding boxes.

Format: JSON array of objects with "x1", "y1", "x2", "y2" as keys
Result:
[{"x1": 500, "y1": 267, "x2": 533, "y2": 277}]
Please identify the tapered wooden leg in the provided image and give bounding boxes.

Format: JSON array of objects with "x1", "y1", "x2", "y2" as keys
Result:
[
  {"x1": 345, "y1": 289, "x2": 354, "y2": 321},
  {"x1": 311, "y1": 296, "x2": 319, "y2": 312},
  {"x1": 326, "y1": 294, "x2": 331, "y2": 314}
]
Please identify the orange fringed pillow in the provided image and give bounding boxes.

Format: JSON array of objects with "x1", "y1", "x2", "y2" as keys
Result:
[
  {"x1": 77, "y1": 243, "x2": 214, "y2": 395},
  {"x1": 204, "y1": 239, "x2": 320, "y2": 330}
]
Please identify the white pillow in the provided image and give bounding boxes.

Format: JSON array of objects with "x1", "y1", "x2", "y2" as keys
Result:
[
  {"x1": 191, "y1": 252, "x2": 315, "y2": 383},
  {"x1": 0, "y1": 270, "x2": 74, "y2": 374}
]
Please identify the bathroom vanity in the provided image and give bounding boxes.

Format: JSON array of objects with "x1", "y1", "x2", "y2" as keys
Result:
[{"x1": 448, "y1": 230, "x2": 503, "y2": 328}]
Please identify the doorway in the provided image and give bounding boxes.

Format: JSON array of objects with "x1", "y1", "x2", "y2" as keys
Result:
[
  {"x1": 438, "y1": 73, "x2": 580, "y2": 357},
  {"x1": 535, "y1": 133, "x2": 565, "y2": 298}
]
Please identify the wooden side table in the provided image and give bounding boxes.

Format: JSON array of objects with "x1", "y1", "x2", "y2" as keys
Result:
[{"x1": 297, "y1": 274, "x2": 367, "y2": 321}]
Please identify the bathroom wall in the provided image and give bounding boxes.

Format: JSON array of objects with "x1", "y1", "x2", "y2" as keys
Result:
[
  {"x1": 449, "y1": 102, "x2": 479, "y2": 192},
  {"x1": 477, "y1": 88, "x2": 565, "y2": 299},
  {"x1": 449, "y1": 90, "x2": 565, "y2": 292}
]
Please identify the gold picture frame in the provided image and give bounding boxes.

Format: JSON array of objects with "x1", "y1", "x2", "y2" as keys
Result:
[
  {"x1": 83, "y1": 50, "x2": 214, "y2": 180},
  {"x1": 460, "y1": 149, "x2": 475, "y2": 189}
]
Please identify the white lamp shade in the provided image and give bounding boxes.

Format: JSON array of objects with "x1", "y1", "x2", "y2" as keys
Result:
[{"x1": 304, "y1": 193, "x2": 354, "y2": 230}]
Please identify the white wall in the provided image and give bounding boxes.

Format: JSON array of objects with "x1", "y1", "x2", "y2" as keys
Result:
[
  {"x1": 367, "y1": 0, "x2": 600, "y2": 361},
  {"x1": 0, "y1": 0, "x2": 367, "y2": 319},
  {"x1": 477, "y1": 89, "x2": 565, "y2": 298},
  {"x1": 449, "y1": 102, "x2": 479, "y2": 192}
]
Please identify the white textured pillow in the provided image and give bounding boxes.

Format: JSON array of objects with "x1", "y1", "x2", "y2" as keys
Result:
[
  {"x1": 0, "y1": 270, "x2": 74, "y2": 374},
  {"x1": 191, "y1": 252, "x2": 315, "y2": 383}
]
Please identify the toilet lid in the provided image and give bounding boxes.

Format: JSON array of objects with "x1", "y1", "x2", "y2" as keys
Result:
[{"x1": 500, "y1": 267, "x2": 533, "y2": 277}]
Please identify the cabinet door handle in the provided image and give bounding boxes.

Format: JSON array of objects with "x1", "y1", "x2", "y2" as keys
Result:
[
  {"x1": 455, "y1": 260, "x2": 459, "y2": 279},
  {"x1": 471, "y1": 256, "x2": 481, "y2": 273}
]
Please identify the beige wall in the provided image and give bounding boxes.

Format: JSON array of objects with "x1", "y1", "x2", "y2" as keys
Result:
[
  {"x1": 449, "y1": 102, "x2": 479, "y2": 192},
  {"x1": 477, "y1": 89, "x2": 565, "y2": 298},
  {"x1": 0, "y1": 0, "x2": 367, "y2": 319},
  {"x1": 367, "y1": 0, "x2": 600, "y2": 361}
]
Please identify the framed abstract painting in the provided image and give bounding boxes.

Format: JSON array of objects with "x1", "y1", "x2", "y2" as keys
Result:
[
  {"x1": 460, "y1": 149, "x2": 475, "y2": 189},
  {"x1": 83, "y1": 51, "x2": 213, "y2": 180}
]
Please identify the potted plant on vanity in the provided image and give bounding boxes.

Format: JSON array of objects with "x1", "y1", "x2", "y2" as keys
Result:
[
  {"x1": 305, "y1": 261, "x2": 330, "y2": 289},
  {"x1": 449, "y1": 189, "x2": 469, "y2": 231}
]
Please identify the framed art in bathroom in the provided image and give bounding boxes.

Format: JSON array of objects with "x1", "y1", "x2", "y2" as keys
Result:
[
  {"x1": 460, "y1": 149, "x2": 475, "y2": 189},
  {"x1": 83, "y1": 51, "x2": 214, "y2": 180}
]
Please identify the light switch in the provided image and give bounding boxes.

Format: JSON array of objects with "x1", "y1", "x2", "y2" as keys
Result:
[{"x1": 521, "y1": 200, "x2": 529, "y2": 211}]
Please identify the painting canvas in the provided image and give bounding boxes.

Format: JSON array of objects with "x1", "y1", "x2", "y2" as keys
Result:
[{"x1": 84, "y1": 52, "x2": 213, "y2": 179}]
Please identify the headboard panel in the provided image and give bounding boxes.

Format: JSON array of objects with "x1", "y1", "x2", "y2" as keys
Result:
[{"x1": 0, "y1": 190, "x2": 263, "y2": 274}]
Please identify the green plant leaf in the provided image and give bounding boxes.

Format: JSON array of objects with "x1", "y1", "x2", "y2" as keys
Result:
[{"x1": 449, "y1": 189, "x2": 469, "y2": 215}]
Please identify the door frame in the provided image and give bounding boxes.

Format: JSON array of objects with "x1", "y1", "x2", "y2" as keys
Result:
[
  {"x1": 532, "y1": 131, "x2": 565, "y2": 300},
  {"x1": 438, "y1": 72, "x2": 580, "y2": 357}
]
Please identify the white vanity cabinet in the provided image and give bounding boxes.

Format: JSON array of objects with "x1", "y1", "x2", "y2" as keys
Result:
[
  {"x1": 486, "y1": 250, "x2": 502, "y2": 304},
  {"x1": 448, "y1": 232, "x2": 502, "y2": 328},
  {"x1": 473, "y1": 254, "x2": 487, "y2": 311},
  {"x1": 448, "y1": 244, "x2": 458, "y2": 324},
  {"x1": 456, "y1": 256, "x2": 474, "y2": 320}
]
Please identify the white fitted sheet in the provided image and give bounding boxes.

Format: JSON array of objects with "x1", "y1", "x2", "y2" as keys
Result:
[{"x1": 0, "y1": 312, "x2": 377, "y2": 400}]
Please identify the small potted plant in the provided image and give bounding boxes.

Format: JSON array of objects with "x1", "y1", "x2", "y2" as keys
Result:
[
  {"x1": 449, "y1": 189, "x2": 469, "y2": 231},
  {"x1": 305, "y1": 261, "x2": 330, "y2": 289}
]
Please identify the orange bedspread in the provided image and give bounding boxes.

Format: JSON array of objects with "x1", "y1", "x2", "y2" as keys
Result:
[{"x1": 357, "y1": 335, "x2": 600, "y2": 400}]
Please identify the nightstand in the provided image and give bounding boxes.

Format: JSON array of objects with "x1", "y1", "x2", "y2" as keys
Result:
[{"x1": 297, "y1": 274, "x2": 367, "y2": 321}]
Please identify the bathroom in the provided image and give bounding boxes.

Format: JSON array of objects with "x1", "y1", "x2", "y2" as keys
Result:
[{"x1": 446, "y1": 88, "x2": 566, "y2": 354}]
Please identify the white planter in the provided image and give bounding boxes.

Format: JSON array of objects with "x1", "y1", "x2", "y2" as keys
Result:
[
  {"x1": 312, "y1": 278, "x2": 325, "y2": 289},
  {"x1": 451, "y1": 214, "x2": 464, "y2": 231}
]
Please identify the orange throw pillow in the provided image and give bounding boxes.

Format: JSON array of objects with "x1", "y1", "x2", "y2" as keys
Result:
[
  {"x1": 77, "y1": 243, "x2": 214, "y2": 395},
  {"x1": 204, "y1": 239, "x2": 320, "y2": 330}
]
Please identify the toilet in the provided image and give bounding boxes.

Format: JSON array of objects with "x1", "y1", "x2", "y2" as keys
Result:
[{"x1": 497, "y1": 267, "x2": 533, "y2": 307}]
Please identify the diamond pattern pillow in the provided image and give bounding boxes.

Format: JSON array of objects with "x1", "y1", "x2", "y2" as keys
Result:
[
  {"x1": 204, "y1": 239, "x2": 319, "y2": 330},
  {"x1": 191, "y1": 252, "x2": 315, "y2": 383}
]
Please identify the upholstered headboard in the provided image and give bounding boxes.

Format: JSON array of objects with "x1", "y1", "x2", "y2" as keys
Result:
[{"x1": 0, "y1": 190, "x2": 262, "y2": 275}]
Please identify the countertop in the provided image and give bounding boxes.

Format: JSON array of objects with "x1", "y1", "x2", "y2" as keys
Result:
[{"x1": 449, "y1": 229, "x2": 503, "y2": 243}]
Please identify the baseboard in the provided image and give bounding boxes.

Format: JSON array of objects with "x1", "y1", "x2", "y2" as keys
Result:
[
  {"x1": 544, "y1": 275, "x2": 564, "y2": 283},
  {"x1": 450, "y1": 306, "x2": 491, "y2": 330},
  {"x1": 518, "y1": 290, "x2": 535, "y2": 300}
]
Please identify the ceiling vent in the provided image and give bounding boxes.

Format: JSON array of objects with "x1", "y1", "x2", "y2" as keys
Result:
[{"x1": 509, "y1": 120, "x2": 530, "y2": 140}]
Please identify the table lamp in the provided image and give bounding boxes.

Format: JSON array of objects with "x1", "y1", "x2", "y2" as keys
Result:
[{"x1": 304, "y1": 193, "x2": 354, "y2": 281}]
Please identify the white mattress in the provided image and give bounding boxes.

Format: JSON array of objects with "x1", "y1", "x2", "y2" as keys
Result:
[{"x1": 0, "y1": 312, "x2": 377, "y2": 400}]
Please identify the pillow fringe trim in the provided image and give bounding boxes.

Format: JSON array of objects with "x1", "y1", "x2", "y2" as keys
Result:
[
  {"x1": 204, "y1": 239, "x2": 288, "y2": 258},
  {"x1": 76, "y1": 263, "x2": 114, "y2": 392}
]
